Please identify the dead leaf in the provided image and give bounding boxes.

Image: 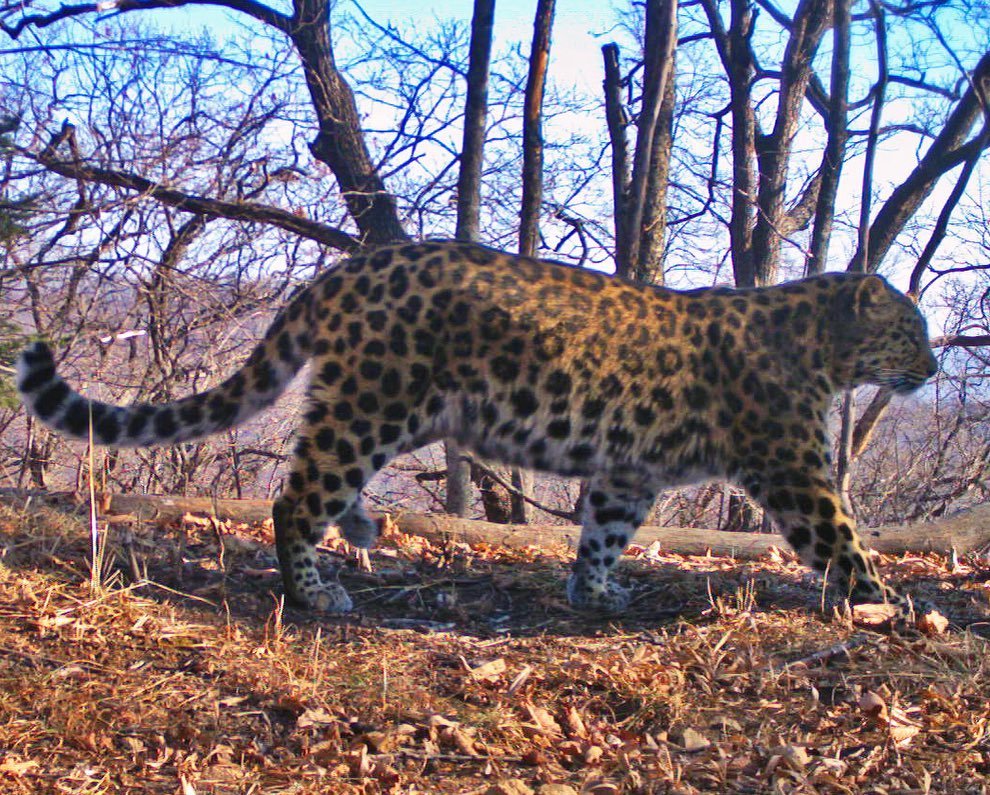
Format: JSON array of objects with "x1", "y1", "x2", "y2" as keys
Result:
[
  {"x1": 889, "y1": 720, "x2": 921, "y2": 748},
  {"x1": 888, "y1": 705, "x2": 923, "y2": 748},
  {"x1": 0, "y1": 757, "x2": 39, "y2": 776},
  {"x1": 450, "y1": 727, "x2": 479, "y2": 756},
  {"x1": 428, "y1": 714, "x2": 459, "y2": 730},
  {"x1": 507, "y1": 665, "x2": 533, "y2": 696},
  {"x1": 858, "y1": 690, "x2": 889, "y2": 721},
  {"x1": 485, "y1": 780, "x2": 535, "y2": 795},
  {"x1": 851, "y1": 602, "x2": 899, "y2": 628},
  {"x1": 767, "y1": 744, "x2": 810, "y2": 772},
  {"x1": 523, "y1": 704, "x2": 562, "y2": 737},
  {"x1": 296, "y1": 707, "x2": 335, "y2": 729},
  {"x1": 520, "y1": 748, "x2": 546, "y2": 766},
  {"x1": 468, "y1": 657, "x2": 507, "y2": 682},
  {"x1": 676, "y1": 727, "x2": 710, "y2": 752},
  {"x1": 220, "y1": 535, "x2": 262, "y2": 555},
  {"x1": 564, "y1": 705, "x2": 586, "y2": 738},
  {"x1": 917, "y1": 608, "x2": 949, "y2": 636}
]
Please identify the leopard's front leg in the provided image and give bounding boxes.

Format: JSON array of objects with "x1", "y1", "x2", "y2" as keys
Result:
[{"x1": 744, "y1": 468, "x2": 909, "y2": 612}]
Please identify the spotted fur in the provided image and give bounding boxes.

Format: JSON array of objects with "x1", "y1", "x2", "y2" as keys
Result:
[{"x1": 18, "y1": 241, "x2": 938, "y2": 614}]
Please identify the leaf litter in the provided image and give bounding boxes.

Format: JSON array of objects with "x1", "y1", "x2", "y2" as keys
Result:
[{"x1": 0, "y1": 496, "x2": 989, "y2": 793}]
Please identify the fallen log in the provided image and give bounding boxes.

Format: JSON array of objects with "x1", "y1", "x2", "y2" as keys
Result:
[
  {"x1": 382, "y1": 508, "x2": 990, "y2": 559},
  {"x1": 13, "y1": 491, "x2": 986, "y2": 560}
]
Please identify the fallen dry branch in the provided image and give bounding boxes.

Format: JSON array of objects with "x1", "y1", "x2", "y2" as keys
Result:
[{"x1": 20, "y1": 491, "x2": 990, "y2": 559}]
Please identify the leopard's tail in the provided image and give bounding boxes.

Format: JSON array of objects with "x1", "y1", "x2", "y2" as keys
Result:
[{"x1": 16, "y1": 290, "x2": 313, "y2": 448}]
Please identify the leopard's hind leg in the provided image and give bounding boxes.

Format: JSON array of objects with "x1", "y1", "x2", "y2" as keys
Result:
[
  {"x1": 273, "y1": 393, "x2": 414, "y2": 611},
  {"x1": 566, "y1": 473, "x2": 656, "y2": 612}
]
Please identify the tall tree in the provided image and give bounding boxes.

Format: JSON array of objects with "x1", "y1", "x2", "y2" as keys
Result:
[
  {"x1": 605, "y1": 0, "x2": 678, "y2": 283},
  {"x1": 510, "y1": 0, "x2": 556, "y2": 524},
  {"x1": 446, "y1": 0, "x2": 496, "y2": 517}
]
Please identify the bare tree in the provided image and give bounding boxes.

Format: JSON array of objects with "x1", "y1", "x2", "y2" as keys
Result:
[{"x1": 441, "y1": 0, "x2": 496, "y2": 519}]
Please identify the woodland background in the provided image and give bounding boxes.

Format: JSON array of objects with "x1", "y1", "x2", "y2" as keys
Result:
[{"x1": 1, "y1": 0, "x2": 989, "y2": 534}]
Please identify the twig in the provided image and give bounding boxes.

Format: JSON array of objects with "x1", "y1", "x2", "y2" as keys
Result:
[
  {"x1": 461, "y1": 455, "x2": 577, "y2": 522},
  {"x1": 779, "y1": 633, "x2": 871, "y2": 671}
]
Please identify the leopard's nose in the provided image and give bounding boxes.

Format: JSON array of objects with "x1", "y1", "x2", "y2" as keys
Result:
[{"x1": 926, "y1": 351, "x2": 938, "y2": 379}]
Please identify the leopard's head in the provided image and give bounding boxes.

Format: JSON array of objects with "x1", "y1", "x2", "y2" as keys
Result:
[{"x1": 830, "y1": 274, "x2": 938, "y2": 394}]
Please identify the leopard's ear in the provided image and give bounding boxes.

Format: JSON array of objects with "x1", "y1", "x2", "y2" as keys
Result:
[{"x1": 853, "y1": 274, "x2": 888, "y2": 317}]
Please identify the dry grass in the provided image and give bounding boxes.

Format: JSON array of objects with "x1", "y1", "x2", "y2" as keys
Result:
[{"x1": 1, "y1": 494, "x2": 989, "y2": 794}]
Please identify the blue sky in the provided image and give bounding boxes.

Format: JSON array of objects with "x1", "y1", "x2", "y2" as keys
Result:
[{"x1": 351, "y1": 0, "x2": 616, "y2": 92}]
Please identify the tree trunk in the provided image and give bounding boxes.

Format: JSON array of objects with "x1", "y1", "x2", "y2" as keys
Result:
[
  {"x1": 805, "y1": 0, "x2": 849, "y2": 275},
  {"x1": 701, "y1": 0, "x2": 757, "y2": 286},
  {"x1": 509, "y1": 0, "x2": 556, "y2": 525},
  {"x1": 618, "y1": 0, "x2": 677, "y2": 281},
  {"x1": 749, "y1": 0, "x2": 831, "y2": 286},
  {"x1": 634, "y1": 62, "x2": 675, "y2": 286},
  {"x1": 446, "y1": 0, "x2": 496, "y2": 517},
  {"x1": 602, "y1": 43, "x2": 631, "y2": 270},
  {"x1": 291, "y1": 0, "x2": 408, "y2": 245}
]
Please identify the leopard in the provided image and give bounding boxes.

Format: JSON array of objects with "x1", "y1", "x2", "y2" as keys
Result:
[{"x1": 17, "y1": 240, "x2": 938, "y2": 616}]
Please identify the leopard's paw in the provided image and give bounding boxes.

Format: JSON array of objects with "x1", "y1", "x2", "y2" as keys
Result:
[
  {"x1": 310, "y1": 582, "x2": 355, "y2": 613},
  {"x1": 566, "y1": 572, "x2": 630, "y2": 612}
]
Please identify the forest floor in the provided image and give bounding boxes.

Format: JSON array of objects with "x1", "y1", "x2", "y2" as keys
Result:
[{"x1": 1, "y1": 494, "x2": 990, "y2": 794}]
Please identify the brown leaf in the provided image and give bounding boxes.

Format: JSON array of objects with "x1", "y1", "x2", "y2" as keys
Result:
[
  {"x1": 564, "y1": 705, "x2": 586, "y2": 738},
  {"x1": 507, "y1": 665, "x2": 533, "y2": 696},
  {"x1": 888, "y1": 705, "x2": 923, "y2": 748},
  {"x1": 296, "y1": 707, "x2": 335, "y2": 729},
  {"x1": 520, "y1": 748, "x2": 546, "y2": 766},
  {"x1": 485, "y1": 779, "x2": 535, "y2": 795},
  {"x1": 523, "y1": 704, "x2": 562, "y2": 737},
  {"x1": 0, "y1": 757, "x2": 39, "y2": 776},
  {"x1": 767, "y1": 744, "x2": 810, "y2": 772},
  {"x1": 450, "y1": 727, "x2": 479, "y2": 756},
  {"x1": 675, "y1": 727, "x2": 711, "y2": 753},
  {"x1": 889, "y1": 721, "x2": 921, "y2": 748},
  {"x1": 468, "y1": 657, "x2": 507, "y2": 682},
  {"x1": 858, "y1": 690, "x2": 889, "y2": 721},
  {"x1": 357, "y1": 731, "x2": 393, "y2": 753},
  {"x1": 851, "y1": 602, "x2": 899, "y2": 628},
  {"x1": 916, "y1": 608, "x2": 949, "y2": 636}
]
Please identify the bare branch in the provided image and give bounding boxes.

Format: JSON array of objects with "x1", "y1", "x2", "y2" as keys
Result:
[
  {"x1": 931, "y1": 334, "x2": 990, "y2": 349},
  {"x1": 26, "y1": 123, "x2": 359, "y2": 252},
  {"x1": 854, "y1": 49, "x2": 990, "y2": 271},
  {"x1": 1, "y1": 0, "x2": 291, "y2": 39},
  {"x1": 909, "y1": 115, "x2": 990, "y2": 297}
]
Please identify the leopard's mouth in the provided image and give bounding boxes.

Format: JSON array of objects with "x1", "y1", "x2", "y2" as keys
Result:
[
  {"x1": 891, "y1": 373, "x2": 930, "y2": 394},
  {"x1": 873, "y1": 368, "x2": 931, "y2": 394}
]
